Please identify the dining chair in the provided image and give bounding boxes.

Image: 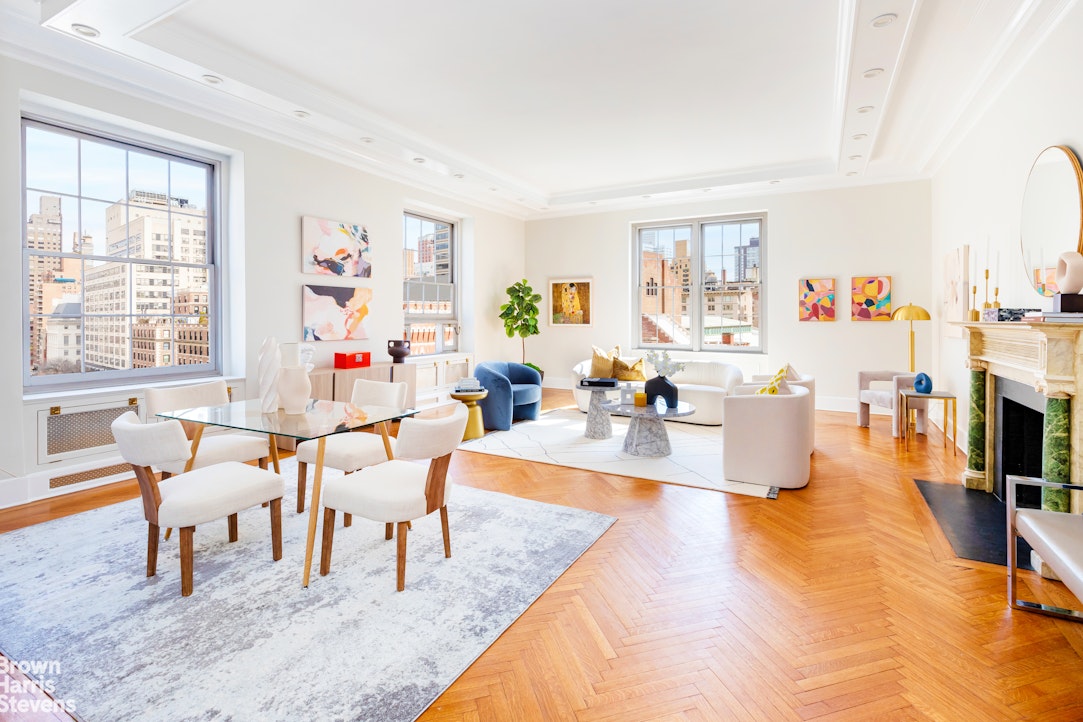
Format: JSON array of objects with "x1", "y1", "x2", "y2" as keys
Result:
[
  {"x1": 110, "y1": 411, "x2": 285, "y2": 597},
  {"x1": 144, "y1": 379, "x2": 271, "y2": 477},
  {"x1": 294, "y1": 378, "x2": 408, "y2": 514},
  {"x1": 318, "y1": 403, "x2": 468, "y2": 591}
]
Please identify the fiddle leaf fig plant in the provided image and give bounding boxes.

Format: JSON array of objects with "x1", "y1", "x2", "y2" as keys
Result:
[{"x1": 499, "y1": 279, "x2": 543, "y2": 364}]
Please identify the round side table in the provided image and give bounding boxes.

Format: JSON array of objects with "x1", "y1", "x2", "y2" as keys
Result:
[{"x1": 450, "y1": 389, "x2": 488, "y2": 440}]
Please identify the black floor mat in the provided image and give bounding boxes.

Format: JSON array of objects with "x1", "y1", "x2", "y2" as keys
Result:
[{"x1": 914, "y1": 479, "x2": 1033, "y2": 569}]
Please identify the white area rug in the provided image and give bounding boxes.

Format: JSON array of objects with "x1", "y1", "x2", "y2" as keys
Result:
[
  {"x1": 0, "y1": 457, "x2": 615, "y2": 721},
  {"x1": 460, "y1": 408, "x2": 778, "y2": 498}
]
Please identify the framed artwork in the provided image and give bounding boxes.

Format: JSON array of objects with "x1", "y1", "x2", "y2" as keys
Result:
[
  {"x1": 798, "y1": 278, "x2": 835, "y2": 321},
  {"x1": 302, "y1": 215, "x2": 371, "y2": 278},
  {"x1": 943, "y1": 245, "x2": 969, "y2": 337},
  {"x1": 302, "y1": 284, "x2": 372, "y2": 341},
  {"x1": 851, "y1": 275, "x2": 892, "y2": 321},
  {"x1": 1035, "y1": 267, "x2": 1058, "y2": 297},
  {"x1": 550, "y1": 278, "x2": 592, "y2": 326}
]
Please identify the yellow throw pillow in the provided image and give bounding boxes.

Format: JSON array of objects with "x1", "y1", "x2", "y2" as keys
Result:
[
  {"x1": 589, "y1": 345, "x2": 621, "y2": 378},
  {"x1": 755, "y1": 377, "x2": 792, "y2": 395},
  {"x1": 782, "y1": 363, "x2": 801, "y2": 381},
  {"x1": 613, "y1": 357, "x2": 647, "y2": 381}
]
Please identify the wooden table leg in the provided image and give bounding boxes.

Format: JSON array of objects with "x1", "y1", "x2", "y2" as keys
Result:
[
  {"x1": 302, "y1": 437, "x2": 326, "y2": 588},
  {"x1": 268, "y1": 434, "x2": 281, "y2": 474},
  {"x1": 378, "y1": 421, "x2": 394, "y2": 460},
  {"x1": 167, "y1": 425, "x2": 206, "y2": 541}
]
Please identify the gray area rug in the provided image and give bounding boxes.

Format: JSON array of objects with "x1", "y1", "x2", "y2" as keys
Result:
[{"x1": 0, "y1": 457, "x2": 615, "y2": 721}]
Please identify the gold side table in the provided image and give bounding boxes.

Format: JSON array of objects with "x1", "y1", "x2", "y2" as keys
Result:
[
  {"x1": 450, "y1": 389, "x2": 488, "y2": 440},
  {"x1": 899, "y1": 388, "x2": 956, "y2": 455}
]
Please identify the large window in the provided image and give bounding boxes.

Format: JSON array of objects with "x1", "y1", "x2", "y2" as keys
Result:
[
  {"x1": 636, "y1": 214, "x2": 764, "y2": 351},
  {"x1": 402, "y1": 211, "x2": 457, "y2": 355},
  {"x1": 22, "y1": 118, "x2": 218, "y2": 389}
]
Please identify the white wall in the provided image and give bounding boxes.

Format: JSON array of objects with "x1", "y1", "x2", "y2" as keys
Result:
[
  {"x1": 0, "y1": 56, "x2": 525, "y2": 495},
  {"x1": 525, "y1": 181, "x2": 933, "y2": 411},
  {"x1": 931, "y1": 1, "x2": 1083, "y2": 442}
]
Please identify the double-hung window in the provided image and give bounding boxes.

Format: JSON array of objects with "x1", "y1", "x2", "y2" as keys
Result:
[
  {"x1": 22, "y1": 118, "x2": 219, "y2": 389},
  {"x1": 402, "y1": 211, "x2": 457, "y2": 355},
  {"x1": 635, "y1": 214, "x2": 765, "y2": 351}
]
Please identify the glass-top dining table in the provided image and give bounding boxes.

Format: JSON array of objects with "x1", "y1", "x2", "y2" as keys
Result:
[{"x1": 157, "y1": 398, "x2": 417, "y2": 587}]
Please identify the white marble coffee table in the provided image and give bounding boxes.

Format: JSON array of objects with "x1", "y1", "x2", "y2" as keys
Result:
[
  {"x1": 601, "y1": 400, "x2": 696, "y2": 457},
  {"x1": 578, "y1": 381, "x2": 618, "y2": 439}
]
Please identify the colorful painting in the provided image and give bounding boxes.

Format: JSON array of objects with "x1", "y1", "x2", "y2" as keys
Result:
[
  {"x1": 1035, "y1": 267, "x2": 1058, "y2": 297},
  {"x1": 550, "y1": 278, "x2": 592, "y2": 326},
  {"x1": 943, "y1": 245, "x2": 969, "y2": 337},
  {"x1": 302, "y1": 284, "x2": 372, "y2": 341},
  {"x1": 799, "y1": 278, "x2": 835, "y2": 321},
  {"x1": 302, "y1": 216, "x2": 371, "y2": 277},
  {"x1": 851, "y1": 275, "x2": 892, "y2": 321}
]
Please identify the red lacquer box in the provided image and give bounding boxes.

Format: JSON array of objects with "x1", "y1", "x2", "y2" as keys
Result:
[{"x1": 334, "y1": 352, "x2": 371, "y2": 369}]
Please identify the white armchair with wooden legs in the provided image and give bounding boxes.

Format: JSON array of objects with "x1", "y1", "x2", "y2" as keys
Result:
[
  {"x1": 111, "y1": 411, "x2": 285, "y2": 597},
  {"x1": 294, "y1": 378, "x2": 408, "y2": 515},
  {"x1": 319, "y1": 404, "x2": 468, "y2": 591}
]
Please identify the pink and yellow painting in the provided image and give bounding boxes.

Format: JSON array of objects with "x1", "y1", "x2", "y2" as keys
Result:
[
  {"x1": 302, "y1": 284, "x2": 372, "y2": 341},
  {"x1": 302, "y1": 216, "x2": 371, "y2": 278},
  {"x1": 799, "y1": 278, "x2": 835, "y2": 321},
  {"x1": 851, "y1": 275, "x2": 892, "y2": 321}
]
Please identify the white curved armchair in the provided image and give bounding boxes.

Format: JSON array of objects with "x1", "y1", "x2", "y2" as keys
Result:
[
  {"x1": 722, "y1": 385, "x2": 811, "y2": 489},
  {"x1": 751, "y1": 372, "x2": 815, "y2": 454},
  {"x1": 857, "y1": 370, "x2": 926, "y2": 438}
]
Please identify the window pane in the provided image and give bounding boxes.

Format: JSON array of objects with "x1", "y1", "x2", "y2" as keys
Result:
[
  {"x1": 85, "y1": 260, "x2": 131, "y2": 316},
  {"x1": 81, "y1": 139, "x2": 126, "y2": 202},
  {"x1": 30, "y1": 317, "x2": 83, "y2": 376},
  {"x1": 173, "y1": 211, "x2": 208, "y2": 264},
  {"x1": 129, "y1": 152, "x2": 168, "y2": 199},
  {"x1": 80, "y1": 198, "x2": 112, "y2": 256},
  {"x1": 403, "y1": 211, "x2": 456, "y2": 354},
  {"x1": 25, "y1": 126, "x2": 77, "y2": 195},
  {"x1": 84, "y1": 316, "x2": 130, "y2": 371},
  {"x1": 170, "y1": 160, "x2": 208, "y2": 212}
]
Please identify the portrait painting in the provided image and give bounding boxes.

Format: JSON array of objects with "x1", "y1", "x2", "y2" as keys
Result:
[
  {"x1": 550, "y1": 279, "x2": 592, "y2": 326},
  {"x1": 302, "y1": 284, "x2": 372, "y2": 341},
  {"x1": 302, "y1": 215, "x2": 372, "y2": 278}
]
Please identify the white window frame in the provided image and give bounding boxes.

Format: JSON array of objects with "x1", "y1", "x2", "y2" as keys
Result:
[
  {"x1": 633, "y1": 212, "x2": 766, "y2": 353},
  {"x1": 403, "y1": 210, "x2": 459, "y2": 356},
  {"x1": 21, "y1": 116, "x2": 223, "y2": 391}
]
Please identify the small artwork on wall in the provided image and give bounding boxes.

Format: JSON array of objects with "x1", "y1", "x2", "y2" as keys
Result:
[
  {"x1": 302, "y1": 284, "x2": 372, "y2": 341},
  {"x1": 1035, "y1": 267, "x2": 1058, "y2": 297},
  {"x1": 943, "y1": 245, "x2": 969, "y2": 337},
  {"x1": 550, "y1": 278, "x2": 592, "y2": 326},
  {"x1": 798, "y1": 278, "x2": 835, "y2": 321},
  {"x1": 302, "y1": 215, "x2": 371, "y2": 278},
  {"x1": 851, "y1": 275, "x2": 892, "y2": 321}
]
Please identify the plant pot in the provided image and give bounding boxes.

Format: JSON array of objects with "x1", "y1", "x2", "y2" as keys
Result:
[
  {"x1": 387, "y1": 339, "x2": 411, "y2": 363},
  {"x1": 644, "y1": 374, "x2": 678, "y2": 408}
]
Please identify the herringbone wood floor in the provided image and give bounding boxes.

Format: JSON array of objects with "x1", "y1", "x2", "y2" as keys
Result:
[{"x1": 4, "y1": 390, "x2": 1083, "y2": 721}]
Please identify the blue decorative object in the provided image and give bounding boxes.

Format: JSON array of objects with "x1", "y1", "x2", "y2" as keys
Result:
[{"x1": 914, "y1": 372, "x2": 933, "y2": 394}]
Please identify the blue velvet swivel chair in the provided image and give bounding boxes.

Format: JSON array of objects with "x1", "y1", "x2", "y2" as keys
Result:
[{"x1": 474, "y1": 361, "x2": 542, "y2": 431}]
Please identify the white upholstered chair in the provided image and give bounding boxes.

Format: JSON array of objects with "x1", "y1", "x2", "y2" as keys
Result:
[
  {"x1": 294, "y1": 378, "x2": 409, "y2": 514},
  {"x1": 722, "y1": 385, "x2": 811, "y2": 489},
  {"x1": 750, "y1": 371, "x2": 815, "y2": 454},
  {"x1": 857, "y1": 370, "x2": 926, "y2": 438},
  {"x1": 319, "y1": 403, "x2": 468, "y2": 591},
  {"x1": 110, "y1": 411, "x2": 285, "y2": 597},
  {"x1": 144, "y1": 380, "x2": 271, "y2": 476}
]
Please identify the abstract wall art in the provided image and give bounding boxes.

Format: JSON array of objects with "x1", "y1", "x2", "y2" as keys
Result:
[
  {"x1": 302, "y1": 284, "x2": 373, "y2": 341},
  {"x1": 302, "y1": 216, "x2": 372, "y2": 277},
  {"x1": 798, "y1": 278, "x2": 835, "y2": 321},
  {"x1": 943, "y1": 245, "x2": 969, "y2": 337},
  {"x1": 550, "y1": 278, "x2": 592, "y2": 326},
  {"x1": 851, "y1": 275, "x2": 892, "y2": 321}
]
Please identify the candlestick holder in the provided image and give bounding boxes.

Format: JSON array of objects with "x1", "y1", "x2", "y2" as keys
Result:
[
  {"x1": 969, "y1": 285, "x2": 980, "y2": 321},
  {"x1": 982, "y1": 268, "x2": 992, "y2": 309},
  {"x1": 993, "y1": 287, "x2": 1001, "y2": 309}
]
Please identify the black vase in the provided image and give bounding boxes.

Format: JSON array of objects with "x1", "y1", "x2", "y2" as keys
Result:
[
  {"x1": 387, "y1": 339, "x2": 411, "y2": 363},
  {"x1": 644, "y1": 374, "x2": 678, "y2": 408}
]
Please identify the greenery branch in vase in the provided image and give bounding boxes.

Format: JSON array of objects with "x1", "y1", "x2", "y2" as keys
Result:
[
  {"x1": 499, "y1": 279, "x2": 543, "y2": 377},
  {"x1": 643, "y1": 350, "x2": 685, "y2": 408}
]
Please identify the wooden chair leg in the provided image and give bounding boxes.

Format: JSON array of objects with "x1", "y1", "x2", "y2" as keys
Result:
[
  {"x1": 440, "y1": 506, "x2": 451, "y2": 558},
  {"x1": 385, "y1": 522, "x2": 393, "y2": 540},
  {"x1": 180, "y1": 526, "x2": 195, "y2": 597},
  {"x1": 396, "y1": 521, "x2": 409, "y2": 591},
  {"x1": 320, "y1": 508, "x2": 337, "y2": 576},
  {"x1": 258, "y1": 456, "x2": 268, "y2": 470},
  {"x1": 270, "y1": 498, "x2": 283, "y2": 561},
  {"x1": 344, "y1": 513, "x2": 352, "y2": 528},
  {"x1": 297, "y1": 462, "x2": 307, "y2": 514},
  {"x1": 228, "y1": 513, "x2": 238, "y2": 542},
  {"x1": 161, "y1": 473, "x2": 173, "y2": 541},
  {"x1": 147, "y1": 523, "x2": 159, "y2": 577}
]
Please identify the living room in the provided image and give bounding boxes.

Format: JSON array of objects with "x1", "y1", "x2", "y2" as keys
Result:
[{"x1": 3, "y1": 0, "x2": 1083, "y2": 719}]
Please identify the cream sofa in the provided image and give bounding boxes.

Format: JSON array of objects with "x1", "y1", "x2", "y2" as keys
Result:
[{"x1": 570, "y1": 357, "x2": 743, "y2": 425}]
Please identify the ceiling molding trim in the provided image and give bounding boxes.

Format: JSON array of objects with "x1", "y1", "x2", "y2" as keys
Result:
[{"x1": 830, "y1": 0, "x2": 859, "y2": 170}]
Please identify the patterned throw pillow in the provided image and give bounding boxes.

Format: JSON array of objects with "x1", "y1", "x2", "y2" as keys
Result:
[
  {"x1": 755, "y1": 377, "x2": 792, "y2": 395},
  {"x1": 613, "y1": 357, "x2": 647, "y2": 381},
  {"x1": 589, "y1": 345, "x2": 621, "y2": 378},
  {"x1": 781, "y1": 363, "x2": 802, "y2": 381}
]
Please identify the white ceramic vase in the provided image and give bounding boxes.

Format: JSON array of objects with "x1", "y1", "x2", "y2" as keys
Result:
[
  {"x1": 277, "y1": 366, "x2": 311, "y2": 415},
  {"x1": 257, "y1": 336, "x2": 281, "y2": 414},
  {"x1": 1056, "y1": 251, "x2": 1083, "y2": 294}
]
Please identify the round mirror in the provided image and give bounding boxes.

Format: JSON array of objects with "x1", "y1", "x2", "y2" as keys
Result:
[{"x1": 1020, "y1": 145, "x2": 1083, "y2": 296}]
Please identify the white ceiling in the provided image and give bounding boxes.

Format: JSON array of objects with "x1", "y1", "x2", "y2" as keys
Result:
[{"x1": 0, "y1": 0, "x2": 1076, "y2": 218}]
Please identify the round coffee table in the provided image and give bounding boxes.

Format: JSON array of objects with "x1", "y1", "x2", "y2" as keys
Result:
[
  {"x1": 449, "y1": 389, "x2": 488, "y2": 440},
  {"x1": 601, "y1": 400, "x2": 696, "y2": 457}
]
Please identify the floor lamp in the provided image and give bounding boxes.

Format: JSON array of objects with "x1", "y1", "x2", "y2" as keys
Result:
[{"x1": 891, "y1": 303, "x2": 931, "y2": 373}]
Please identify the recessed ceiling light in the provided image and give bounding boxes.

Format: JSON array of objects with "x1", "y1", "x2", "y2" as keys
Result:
[
  {"x1": 769, "y1": 180, "x2": 781, "y2": 185},
  {"x1": 852, "y1": 133, "x2": 868, "y2": 140},
  {"x1": 292, "y1": 110, "x2": 310, "y2": 119},
  {"x1": 488, "y1": 186, "x2": 498, "y2": 192},
  {"x1": 846, "y1": 171, "x2": 858, "y2": 176},
  {"x1": 703, "y1": 188, "x2": 712, "y2": 192},
  {"x1": 359, "y1": 137, "x2": 374, "y2": 144},
  {"x1": 857, "y1": 105, "x2": 875, "y2": 114},
  {"x1": 642, "y1": 195, "x2": 651, "y2": 199},
  {"x1": 863, "y1": 67, "x2": 885, "y2": 78},
  {"x1": 413, "y1": 157, "x2": 426, "y2": 164},
  {"x1": 201, "y1": 74, "x2": 223, "y2": 85},
  {"x1": 871, "y1": 13, "x2": 897, "y2": 27},
  {"x1": 849, "y1": 155, "x2": 863, "y2": 161},
  {"x1": 71, "y1": 23, "x2": 99, "y2": 38},
  {"x1": 452, "y1": 172, "x2": 465, "y2": 180}
]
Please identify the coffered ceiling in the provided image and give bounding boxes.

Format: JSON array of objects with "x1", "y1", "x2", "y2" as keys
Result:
[{"x1": 0, "y1": 0, "x2": 1075, "y2": 218}]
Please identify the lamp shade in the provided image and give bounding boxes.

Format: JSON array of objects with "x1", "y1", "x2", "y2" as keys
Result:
[{"x1": 890, "y1": 303, "x2": 931, "y2": 322}]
